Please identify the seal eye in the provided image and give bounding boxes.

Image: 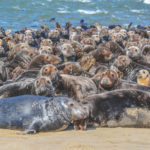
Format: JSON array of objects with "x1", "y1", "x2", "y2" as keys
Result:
[
  {"x1": 68, "y1": 66, "x2": 72, "y2": 70},
  {"x1": 47, "y1": 80, "x2": 51, "y2": 84},
  {"x1": 111, "y1": 74, "x2": 114, "y2": 78},
  {"x1": 30, "y1": 53, "x2": 33, "y2": 57},
  {"x1": 69, "y1": 103, "x2": 74, "y2": 107},
  {"x1": 46, "y1": 56, "x2": 49, "y2": 60},
  {"x1": 45, "y1": 68, "x2": 48, "y2": 72},
  {"x1": 101, "y1": 73, "x2": 105, "y2": 77},
  {"x1": 36, "y1": 80, "x2": 40, "y2": 85},
  {"x1": 143, "y1": 71, "x2": 145, "y2": 74}
]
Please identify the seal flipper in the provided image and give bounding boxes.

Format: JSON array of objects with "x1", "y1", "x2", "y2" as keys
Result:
[
  {"x1": 17, "y1": 120, "x2": 43, "y2": 135},
  {"x1": 17, "y1": 129, "x2": 37, "y2": 135}
]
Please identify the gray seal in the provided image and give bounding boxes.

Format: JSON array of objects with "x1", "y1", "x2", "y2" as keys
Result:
[
  {"x1": 81, "y1": 89, "x2": 150, "y2": 129},
  {"x1": 0, "y1": 95, "x2": 88, "y2": 134}
]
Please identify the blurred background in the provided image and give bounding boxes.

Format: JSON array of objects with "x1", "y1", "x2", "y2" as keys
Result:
[{"x1": 0, "y1": 0, "x2": 150, "y2": 31}]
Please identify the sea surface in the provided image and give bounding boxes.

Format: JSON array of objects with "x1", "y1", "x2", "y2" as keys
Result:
[{"x1": 0, "y1": 0, "x2": 150, "y2": 31}]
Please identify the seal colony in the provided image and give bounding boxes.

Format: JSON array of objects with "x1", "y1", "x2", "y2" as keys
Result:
[{"x1": 0, "y1": 21, "x2": 150, "y2": 134}]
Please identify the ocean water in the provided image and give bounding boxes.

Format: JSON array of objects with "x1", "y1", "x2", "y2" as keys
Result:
[{"x1": 0, "y1": 0, "x2": 150, "y2": 31}]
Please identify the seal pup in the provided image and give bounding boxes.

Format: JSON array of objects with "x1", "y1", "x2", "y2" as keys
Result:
[
  {"x1": 0, "y1": 39, "x2": 7, "y2": 57},
  {"x1": 28, "y1": 54, "x2": 62, "y2": 70},
  {"x1": 6, "y1": 50, "x2": 38, "y2": 70},
  {"x1": 0, "y1": 61, "x2": 8, "y2": 83},
  {"x1": 80, "y1": 54, "x2": 96, "y2": 72},
  {"x1": 61, "y1": 43, "x2": 76, "y2": 62},
  {"x1": 39, "y1": 64, "x2": 58, "y2": 78},
  {"x1": 98, "y1": 41, "x2": 124, "y2": 58},
  {"x1": 92, "y1": 69, "x2": 150, "y2": 92},
  {"x1": 51, "y1": 73, "x2": 97, "y2": 101},
  {"x1": 58, "y1": 62, "x2": 83, "y2": 76},
  {"x1": 136, "y1": 69, "x2": 150, "y2": 87},
  {"x1": 39, "y1": 46, "x2": 53, "y2": 55},
  {"x1": 111, "y1": 55, "x2": 150, "y2": 81}
]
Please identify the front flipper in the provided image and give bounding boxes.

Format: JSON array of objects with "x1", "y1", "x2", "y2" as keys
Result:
[{"x1": 16, "y1": 129, "x2": 37, "y2": 135}]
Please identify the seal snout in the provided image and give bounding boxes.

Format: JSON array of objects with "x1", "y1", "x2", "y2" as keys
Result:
[
  {"x1": 102, "y1": 78, "x2": 108, "y2": 84},
  {"x1": 39, "y1": 86, "x2": 47, "y2": 94},
  {"x1": 127, "y1": 51, "x2": 132, "y2": 57}
]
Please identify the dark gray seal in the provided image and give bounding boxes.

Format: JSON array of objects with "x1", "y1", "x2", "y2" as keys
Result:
[
  {"x1": 0, "y1": 95, "x2": 88, "y2": 134},
  {"x1": 80, "y1": 89, "x2": 150, "y2": 129}
]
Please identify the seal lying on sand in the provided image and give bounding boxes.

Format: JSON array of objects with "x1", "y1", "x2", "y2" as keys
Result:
[
  {"x1": 80, "y1": 89, "x2": 150, "y2": 129},
  {"x1": 0, "y1": 95, "x2": 88, "y2": 134}
]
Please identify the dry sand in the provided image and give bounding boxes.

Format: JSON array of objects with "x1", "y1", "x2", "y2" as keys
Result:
[{"x1": 0, "y1": 127, "x2": 150, "y2": 150}]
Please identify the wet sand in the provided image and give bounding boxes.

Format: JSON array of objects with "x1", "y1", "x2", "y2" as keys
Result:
[{"x1": 0, "y1": 128, "x2": 150, "y2": 150}]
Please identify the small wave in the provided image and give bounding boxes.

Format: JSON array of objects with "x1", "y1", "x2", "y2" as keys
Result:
[
  {"x1": 77, "y1": 9, "x2": 108, "y2": 15},
  {"x1": 32, "y1": 2, "x2": 45, "y2": 6},
  {"x1": 144, "y1": 0, "x2": 150, "y2": 4},
  {"x1": 46, "y1": 0, "x2": 52, "y2": 1},
  {"x1": 57, "y1": 8, "x2": 70, "y2": 14},
  {"x1": 73, "y1": 0, "x2": 91, "y2": 2},
  {"x1": 111, "y1": 15, "x2": 121, "y2": 21},
  {"x1": 130, "y1": 9, "x2": 141, "y2": 13},
  {"x1": 57, "y1": 10, "x2": 70, "y2": 14},
  {"x1": 64, "y1": 0, "x2": 91, "y2": 2},
  {"x1": 12, "y1": 6, "x2": 21, "y2": 10}
]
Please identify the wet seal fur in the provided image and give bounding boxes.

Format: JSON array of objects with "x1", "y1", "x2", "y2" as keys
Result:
[{"x1": 0, "y1": 95, "x2": 88, "y2": 134}]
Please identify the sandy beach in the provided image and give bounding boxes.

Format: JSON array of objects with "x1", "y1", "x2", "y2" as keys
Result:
[{"x1": 0, "y1": 127, "x2": 150, "y2": 150}]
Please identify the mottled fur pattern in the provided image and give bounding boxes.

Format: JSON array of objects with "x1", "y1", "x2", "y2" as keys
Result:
[
  {"x1": 51, "y1": 73, "x2": 97, "y2": 101},
  {"x1": 81, "y1": 89, "x2": 150, "y2": 128}
]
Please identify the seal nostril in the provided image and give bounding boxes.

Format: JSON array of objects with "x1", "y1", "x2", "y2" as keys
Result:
[
  {"x1": 40, "y1": 87, "x2": 46, "y2": 93},
  {"x1": 102, "y1": 78, "x2": 108, "y2": 84}
]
